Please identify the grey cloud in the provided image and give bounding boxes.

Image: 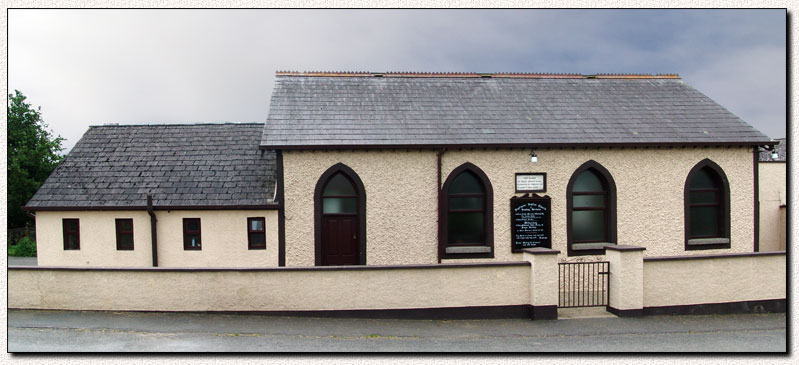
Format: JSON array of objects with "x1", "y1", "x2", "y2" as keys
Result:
[{"x1": 8, "y1": 9, "x2": 786, "y2": 151}]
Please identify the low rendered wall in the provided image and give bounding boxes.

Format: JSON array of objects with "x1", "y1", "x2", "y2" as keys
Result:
[
  {"x1": 9, "y1": 262, "x2": 529, "y2": 313},
  {"x1": 642, "y1": 252, "x2": 786, "y2": 309}
]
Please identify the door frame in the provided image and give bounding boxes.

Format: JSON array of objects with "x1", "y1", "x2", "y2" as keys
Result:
[{"x1": 314, "y1": 163, "x2": 367, "y2": 266}]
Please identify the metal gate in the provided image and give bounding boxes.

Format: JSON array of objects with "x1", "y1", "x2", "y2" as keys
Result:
[{"x1": 558, "y1": 261, "x2": 609, "y2": 308}]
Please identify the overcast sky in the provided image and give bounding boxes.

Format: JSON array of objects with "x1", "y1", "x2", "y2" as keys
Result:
[{"x1": 8, "y1": 9, "x2": 786, "y2": 151}]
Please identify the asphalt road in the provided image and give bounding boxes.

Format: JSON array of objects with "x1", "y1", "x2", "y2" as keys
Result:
[{"x1": 7, "y1": 309, "x2": 786, "y2": 352}]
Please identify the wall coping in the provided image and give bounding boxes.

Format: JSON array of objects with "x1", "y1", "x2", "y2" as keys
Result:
[
  {"x1": 644, "y1": 251, "x2": 786, "y2": 262},
  {"x1": 521, "y1": 248, "x2": 561, "y2": 255},
  {"x1": 7, "y1": 261, "x2": 530, "y2": 273},
  {"x1": 605, "y1": 245, "x2": 646, "y2": 252}
]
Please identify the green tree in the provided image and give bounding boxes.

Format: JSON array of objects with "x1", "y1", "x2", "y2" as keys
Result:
[{"x1": 7, "y1": 90, "x2": 64, "y2": 228}]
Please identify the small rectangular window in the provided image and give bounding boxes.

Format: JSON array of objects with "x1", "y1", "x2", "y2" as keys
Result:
[
  {"x1": 183, "y1": 218, "x2": 201, "y2": 250},
  {"x1": 248, "y1": 217, "x2": 266, "y2": 250},
  {"x1": 116, "y1": 218, "x2": 134, "y2": 251},
  {"x1": 63, "y1": 218, "x2": 80, "y2": 250}
]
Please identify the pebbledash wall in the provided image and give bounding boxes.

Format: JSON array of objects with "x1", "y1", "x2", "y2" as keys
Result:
[
  {"x1": 35, "y1": 210, "x2": 278, "y2": 268},
  {"x1": 282, "y1": 146, "x2": 756, "y2": 266}
]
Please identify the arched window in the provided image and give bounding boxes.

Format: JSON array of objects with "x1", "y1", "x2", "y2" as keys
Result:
[
  {"x1": 314, "y1": 163, "x2": 366, "y2": 266},
  {"x1": 567, "y1": 161, "x2": 617, "y2": 256},
  {"x1": 684, "y1": 159, "x2": 730, "y2": 250},
  {"x1": 322, "y1": 173, "x2": 357, "y2": 214},
  {"x1": 440, "y1": 163, "x2": 494, "y2": 259}
]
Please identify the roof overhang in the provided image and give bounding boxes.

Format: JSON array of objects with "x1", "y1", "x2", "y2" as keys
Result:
[
  {"x1": 259, "y1": 141, "x2": 776, "y2": 151},
  {"x1": 23, "y1": 204, "x2": 279, "y2": 212}
]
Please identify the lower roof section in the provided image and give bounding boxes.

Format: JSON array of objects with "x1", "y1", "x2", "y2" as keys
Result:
[{"x1": 25, "y1": 123, "x2": 277, "y2": 210}]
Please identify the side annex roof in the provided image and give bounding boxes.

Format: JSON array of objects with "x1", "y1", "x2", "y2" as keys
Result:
[{"x1": 25, "y1": 123, "x2": 276, "y2": 210}]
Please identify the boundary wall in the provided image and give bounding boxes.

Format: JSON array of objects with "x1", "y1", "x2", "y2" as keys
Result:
[{"x1": 9, "y1": 248, "x2": 785, "y2": 319}]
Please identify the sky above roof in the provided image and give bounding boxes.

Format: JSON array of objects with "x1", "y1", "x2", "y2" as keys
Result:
[{"x1": 8, "y1": 9, "x2": 786, "y2": 151}]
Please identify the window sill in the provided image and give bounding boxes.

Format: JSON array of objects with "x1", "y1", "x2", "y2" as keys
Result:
[
  {"x1": 445, "y1": 246, "x2": 491, "y2": 254},
  {"x1": 687, "y1": 238, "x2": 730, "y2": 246},
  {"x1": 571, "y1": 242, "x2": 614, "y2": 251}
]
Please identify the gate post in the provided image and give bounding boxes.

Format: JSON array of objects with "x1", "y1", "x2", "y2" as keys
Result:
[
  {"x1": 605, "y1": 245, "x2": 645, "y2": 316},
  {"x1": 522, "y1": 248, "x2": 560, "y2": 320}
]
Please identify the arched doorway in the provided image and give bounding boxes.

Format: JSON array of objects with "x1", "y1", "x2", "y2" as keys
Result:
[{"x1": 314, "y1": 164, "x2": 366, "y2": 266}]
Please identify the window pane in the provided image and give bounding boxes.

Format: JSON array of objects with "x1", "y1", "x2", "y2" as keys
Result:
[
  {"x1": 250, "y1": 219, "x2": 264, "y2": 231},
  {"x1": 449, "y1": 197, "x2": 483, "y2": 210},
  {"x1": 249, "y1": 233, "x2": 266, "y2": 248},
  {"x1": 573, "y1": 170, "x2": 604, "y2": 192},
  {"x1": 448, "y1": 171, "x2": 484, "y2": 194},
  {"x1": 689, "y1": 168, "x2": 719, "y2": 189},
  {"x1": 186, "y1": 235, "x2": 201, "y2": 248},
  {"x1": 447, "y1": 212, "x2": 484, "y2": 244},
  {"x1": 323, "y1": 197, "x2": 357, "y2": 214},
  {"x1": 67, "y1": 234, "x2": 79, "y2": 249},
  {"x1": 689, "y1": 191, "x2": 719, "y2": 204},
  {"x1": 68, "y1": 220, "x2": 78, "y2": 232},
  {"x1": 186, "y1": 219, "x2": 199, "y2": 231},
  {"x1": 690, "y1": 206, "x2": 720, "y2": 237},
  {"x1": 323, "y1": 173, "x2": 356, "y2": 196},
  {"x1": 572, "y1": 210, "x2": 606, "y2": 242},
  {"x1": 120, "y1": 234, "x2": 133, "y2": 249},
  {"x1": 573, "y1": 195, "x2": 605, "y2": 208},
  {"x1": 118, "y1": 219, "x2": 132, "y2": 231}
]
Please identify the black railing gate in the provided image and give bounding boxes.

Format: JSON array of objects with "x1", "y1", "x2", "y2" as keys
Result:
[{"x1": 558, "y1": 261, "x2": 609, "y2": 308}]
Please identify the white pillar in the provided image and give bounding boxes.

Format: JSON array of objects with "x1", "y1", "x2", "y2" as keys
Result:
[
  {"x1": 605, "y1": 245, "x2": 645, "y2": 316},
  {"x1": 522, "y1": 247, "x2": 560, "y2": 320}
]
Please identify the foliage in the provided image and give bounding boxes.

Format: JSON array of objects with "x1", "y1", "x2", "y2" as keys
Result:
[
  {"x1": 8, "y1": 236, "x2": 37, "y2": 257},
  {"x1": 7, "y1": 90, "x2": 64, "y2": 228}
]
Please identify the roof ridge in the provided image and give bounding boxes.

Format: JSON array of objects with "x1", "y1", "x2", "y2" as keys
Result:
[
  {"x1": 275, "y1": 71, "x2": 681, "y2": 79},
  {"x1": 88, "y1": 122, "x2": 264, "y2": 128}
]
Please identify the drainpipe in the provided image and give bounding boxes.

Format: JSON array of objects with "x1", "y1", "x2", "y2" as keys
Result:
[
  {"x1": 436, "y1": 149, "x2": 447, "y2": 264},
  {"x1": 147, "y1": 194, "x2": 158, "y2": 267}
]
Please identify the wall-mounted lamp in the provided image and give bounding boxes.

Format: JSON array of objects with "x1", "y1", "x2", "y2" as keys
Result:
[
  {"x1": 763, "y1": 145, "x2": 780, "y2": 160},
  {"x1": 530, "y1": 149, "x2": 538, "y2": 163}
]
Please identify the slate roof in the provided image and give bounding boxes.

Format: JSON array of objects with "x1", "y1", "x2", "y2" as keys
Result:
[
  {"x1": 261, "y1": 72, "x2": 774, "y2": 148},
  {"x1": 25, "y1": 123, "x2": 276, "y2": 209},
  {"x1": 759, "y1": 138, "x2": 787, "y2": 162}
]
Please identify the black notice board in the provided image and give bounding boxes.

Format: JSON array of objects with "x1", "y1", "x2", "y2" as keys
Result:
[{"x1": 511, "y1": 195, "x2": 551, "y2": 252}]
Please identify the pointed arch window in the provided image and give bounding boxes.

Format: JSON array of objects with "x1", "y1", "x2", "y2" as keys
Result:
[
  {"x1": 440, "y1": 163, "x2": 494, "y2": 259},
  {"x1": 322, "y1": 173, "x2": 358, "y2": 214},
  {"x1": 567, "y1": 161, "x2": 617, "y2": 256},
  {"x1": 684, "y1": 159, "x2": 730, "y2": 250}
]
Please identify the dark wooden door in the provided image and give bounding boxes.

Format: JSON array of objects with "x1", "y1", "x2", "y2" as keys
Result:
[{"x1": 322, "y1": 215, "x2": 359, "y2": 265}]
